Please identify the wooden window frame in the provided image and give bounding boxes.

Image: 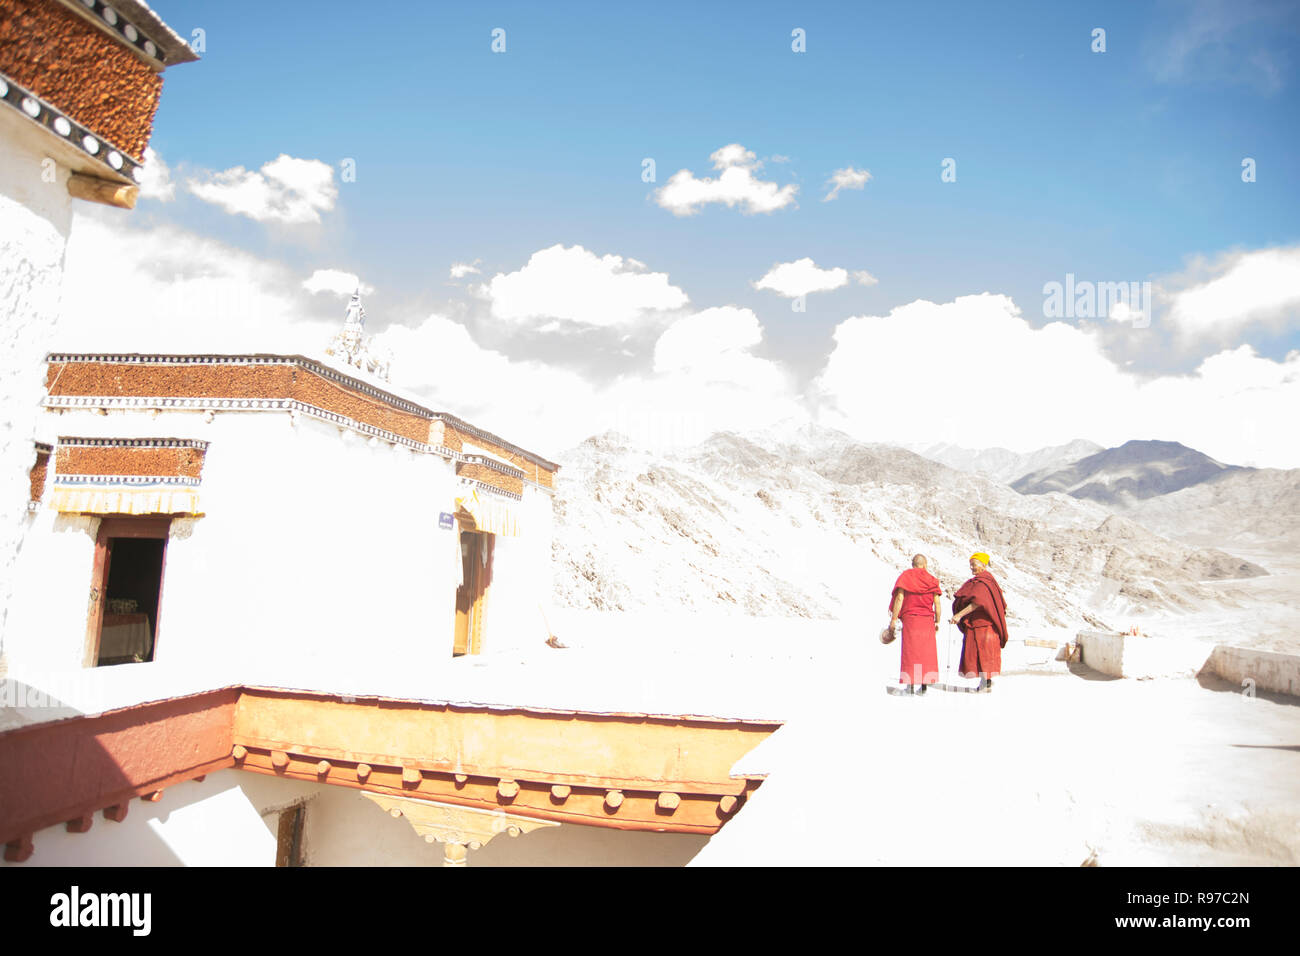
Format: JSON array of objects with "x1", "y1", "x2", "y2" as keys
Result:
[{"x1": 84, "y1": 515, "x2": 172, "y2": 668}]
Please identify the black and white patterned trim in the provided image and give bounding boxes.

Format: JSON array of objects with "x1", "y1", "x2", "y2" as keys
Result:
[
  {"x1": 53, "y1": 473, "x2": 201, "y2": 487},
  {"x1": 0, "y1": 71, "x2": 142, "y2": 183},
  {"x1": 469, "y1": 481, "x2": 523, "y2": 502},
  {"x1": 49, "y1": 353, "x2": 290, "y2": 365},
  {"x1": 55, "y1": 0, "x2": 198, "y2": 68},
  {"x1": 43, "y1": 394, "x2": 457, "y2": 460},
  {"x1": 42, "y1": 399, "x2": 555, "y2": 499},
  {"x1": 58, "y1": 437, "x2": 208, "y2": 450},
  {"x1": 46, "y1": 395, "x2": 297, "y2": 412},
  {"x1": 460, "y1": 454, "x2": 526, "y2": 479},
  {"x1": 45, "y1": 352, "x2": 432, "y2": 417},
  {"x1": 68, "y1": 0, "x2": 166, "y2": 64},
  {"x1": 435, "y1": 412, "x2": 561, "y2": 473}
]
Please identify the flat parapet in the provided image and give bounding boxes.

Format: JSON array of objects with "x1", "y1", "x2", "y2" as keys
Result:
[
  {"x1": 1207, "y1": 644, "x2": 1300, "y2": 697},
  {"x1": 1077, "y1": 629, "x2": 1215, "y2": 680}
]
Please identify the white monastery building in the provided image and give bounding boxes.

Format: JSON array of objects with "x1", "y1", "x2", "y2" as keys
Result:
[{"x1": 0, "y1": 1, "x2": 776, "y2": 869}]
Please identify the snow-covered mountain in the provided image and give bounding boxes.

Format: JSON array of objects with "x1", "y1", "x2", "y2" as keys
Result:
[
  {"x1": 550, "y1": 426, "x2": 1265, "y2": 641},
  {"x1": 914, "y1": 439, "x2": 1103, "y2": 485},
  {"x1": 1011, "y1": 440, "x2": 1250, "y2": 506}
]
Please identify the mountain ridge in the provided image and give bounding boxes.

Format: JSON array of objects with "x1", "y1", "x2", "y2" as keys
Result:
[
  {"x1": 551, "y1": 429, "x2": 1266, "y2": 640},
  {"x1": 1012, "y1": 439, "x2": 1252, "y2": 505}
]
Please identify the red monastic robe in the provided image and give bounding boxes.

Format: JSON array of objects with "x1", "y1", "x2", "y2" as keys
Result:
[
  {"x1": 952, "y1": 570, "x2": 1008, "y2": 679},
  {"x1": 889, "y1": 568, "x2": 941, "y2": 685}
]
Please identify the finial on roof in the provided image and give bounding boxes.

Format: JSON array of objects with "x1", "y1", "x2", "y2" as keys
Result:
[
  {"x1": 324, "y1": 282, "x2": 390, "y2": 382},
  {"x1": 344, "y1": 286, "x2": 367, "y2": 330}
]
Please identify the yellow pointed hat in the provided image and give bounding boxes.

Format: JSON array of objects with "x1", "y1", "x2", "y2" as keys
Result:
[{"x1": 970, "y1": 552, "x2": 991, "y2": 566}]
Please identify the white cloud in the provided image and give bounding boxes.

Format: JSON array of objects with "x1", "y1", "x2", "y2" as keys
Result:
[
  {"x1": 137, "y1": 147, "x2": 174, "y2": 201},
  {"x1": 814, "y1": 293, "x2": 1300, "y2": 468},
  {"x1": 656, "y1": 306, "x2": 755, "y2": 371},
  {"x1": 56, "y1": 212, "x2": 335, "y2": 353},
  {"x1": 371, "y1": 305, "x2": 799, "y2": 456},
  {"x1": 1162, "y1": 246, "x2": 1300, "y2": 344},
  {"x1": 186, "y1": 154, "x2": 338, "y2": 224},
  {"x1": 449, "y1": 260, "x2": 482, "y2": 279},
  {"x1": 754, "y1": 258, "x2": 849, "y2": 298},
  {"x1": 823, "y1": 166, "x2": 871, "y2": 201},
  {"x1": 654, "y1": 144, "x2": 798, "y2": 216},
  {"x1": 303, "y1": 269, "x2": 373, "y2": 297},
  {"x1": 56, "y1": 215, "x2": 1300, "y2": 469},
  {"x1": 485, "y1": 244, "x2": 688, "y2": 328},
  {"x1": 852, "y1": 270, "x2": 879, "y2": 287}
]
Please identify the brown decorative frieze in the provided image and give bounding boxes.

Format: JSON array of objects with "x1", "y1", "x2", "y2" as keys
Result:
[
  {"x1": 0, "y1": 71, "x2": 142, "y2": 186},
  {"x1": 54, "y1": 0, "x2": 199, "y2": 68},
  {"x1": 0, "y1": 0, "x2": 163, "y2": 160},
  {"x1": 446, "y1": 423, "x2": 557, "y2": 485},
  {"x1": 460, "y1": 454, "x2": 526, "y2": 479},
  {"x1": 46, "y1": 358, "x2": 296, "y2": 400},
  {"x1": 456, "y1": 461, "x2": 524, "y2": 496},
  {"x1": 55, "y1": 437, "x2": 205, "y2": 480},
  {"x1": 43, "y1": 354, "x2": 560, "y2": 483},
  {"x1": 289, "y1": 367, "x2": 430, "y2": 445}
]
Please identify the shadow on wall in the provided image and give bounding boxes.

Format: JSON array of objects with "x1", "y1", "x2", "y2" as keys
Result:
[
  {"x1": 1, "y1": 775, "x2": 239, "y2": 867},
  {"x1": 300, "y1": 787, "x2": 709, "y2": 867},
  {"x1": 470, "y1": 823, "x2": 709, "y2": 867},
  {"x1": 1195, "y1": 670, "x2": 1300, "y2": 708}
]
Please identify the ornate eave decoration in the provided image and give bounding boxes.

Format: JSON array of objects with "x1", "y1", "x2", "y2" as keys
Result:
[
  {"x1": 54, "y1": 0, "x2": 200, "y2": 69},
  {"x1": 0, "y1": 71, "x2": 142, "y2": 185},
  {"x1": 44, "y1": 352, "x2": 561, "y2": 476}
]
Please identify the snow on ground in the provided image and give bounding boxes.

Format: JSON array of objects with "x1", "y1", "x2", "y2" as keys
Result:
[
  {"x1": 688, "y1": 625, "x2": 1300, "y2": 867},
  {"x1": 7, "y1": 605, "x2": 1295, "y2": 866}
]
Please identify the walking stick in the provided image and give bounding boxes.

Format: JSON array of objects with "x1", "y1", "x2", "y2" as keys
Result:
[{"x1": 946, "y1": 620, "x2": 955, "y2": 687}]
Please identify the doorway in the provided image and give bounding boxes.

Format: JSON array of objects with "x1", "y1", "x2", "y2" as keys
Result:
[
  {"x1": 453, "y1": 529, "x2": 493, "y2": 656},
  {"x1": 87, "y1": 516, "x2": 170, "y2": 667}
]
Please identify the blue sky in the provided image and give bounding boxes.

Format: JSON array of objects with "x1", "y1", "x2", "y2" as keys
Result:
[{"x1": 65, "y1": 0, "x2": 1300, "y2": 465}]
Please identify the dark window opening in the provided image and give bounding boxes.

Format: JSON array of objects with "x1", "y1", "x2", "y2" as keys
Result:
[{"x1": 89, "y1": 518, "x2": 170, "y2": 667}]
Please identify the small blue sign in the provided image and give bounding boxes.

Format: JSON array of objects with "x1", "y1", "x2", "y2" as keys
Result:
[{"x1": 438, "y1": 512, "x2": 454, "y2": 530}]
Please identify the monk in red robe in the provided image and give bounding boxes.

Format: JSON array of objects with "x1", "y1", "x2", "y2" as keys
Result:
[
  {"x1": 887, "y1": 554, "x2": 942, "y2": 694},
  {"x1": 951, "y1": 551, "x2": 1009, "y2": 692}
]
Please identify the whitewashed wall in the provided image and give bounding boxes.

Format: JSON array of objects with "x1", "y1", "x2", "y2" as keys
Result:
[
  {"x1": 0, "y1": 112, "x2": 76, "y2": 676},
  {"x1": 303, "y1": 785, "x2": 707, "y2": 867},
  {"x1": 155, "y1": 411, "x2": 459, "y2": 671},
  {"x1": 5, "y1": 513, "x2": 100, "y2": 669},
  {"x1": 6, "y1": 404, "x2": 556, "y2": 673},
  {"x1": 482, "y1": 482, "x2": 555, "y2": 656}
]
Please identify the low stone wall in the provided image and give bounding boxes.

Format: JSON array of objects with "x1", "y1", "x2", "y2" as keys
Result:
[
  {"x1": 1206, "y1": 645, "x2": 1300, "y2": 698},
  {"x1": 1076, "y1": 630, "x2": 1300, "y2": 697},
  {"x1": 1077, "y1": 630, "x2": 1215, "y2": 680}
]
